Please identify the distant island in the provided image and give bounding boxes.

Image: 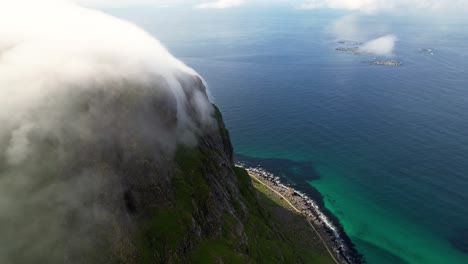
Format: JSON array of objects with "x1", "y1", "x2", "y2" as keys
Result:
[
  {"x1": 371, "y1": 60, "x2": 402, "y2": 66},
  {"x1": 335, "y1": 40, "x2": 365, "y2": 54},
  {"x1": 335, "y1": 40, "x2": 402, "y2": 66},
  {"x1": 336, "y1": 47, "x2": 362, "y2": 54}
]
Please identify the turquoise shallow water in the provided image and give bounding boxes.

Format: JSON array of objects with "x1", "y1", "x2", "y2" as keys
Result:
[{"x1": 108, "y1": 7, "x2": 468, "y2": 263}]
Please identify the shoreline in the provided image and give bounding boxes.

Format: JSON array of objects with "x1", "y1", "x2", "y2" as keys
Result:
[{"x1": 238, "y1": 164, "x2": 365, "y2": 264}]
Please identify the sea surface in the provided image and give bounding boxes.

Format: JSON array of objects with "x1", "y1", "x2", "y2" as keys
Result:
[{"x1": 108, "y1": 6, "x2": 468, "y2": 264}]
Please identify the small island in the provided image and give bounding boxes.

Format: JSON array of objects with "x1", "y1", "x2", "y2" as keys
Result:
[
  {"x1": 337, "y1": 40, "x2": 363, "y2": 45},
  {"x1": 335, "y1": 40, "x2": 365, "y2": 54},
  {"x1": 336, "y1": 47, "x2": 361, "y2": 54},
  {"x1": 419, "y1": 48, "x2": 435, "y2": 55},
  {"x1": 371, "y1": 60, "x2": 402, "y2": 66}
]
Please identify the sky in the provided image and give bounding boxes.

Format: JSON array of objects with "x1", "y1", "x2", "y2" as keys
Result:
[{"x1": 75, "y1": 0, "x2": 468, "y2": 13}]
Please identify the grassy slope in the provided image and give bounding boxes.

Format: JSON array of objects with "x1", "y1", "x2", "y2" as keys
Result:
[
  {"x1": 251, "y1": 177, "x2": 335, "y2": 264},
  {"x1": 138, "y1": 148, "x2": 335, "y2": 263},
  {"x1": 136, "y1": 106, "x2": 335, "y2": 263},
  {"x1": 234, "y1": 167, "x2": 335, "y2": 264}
]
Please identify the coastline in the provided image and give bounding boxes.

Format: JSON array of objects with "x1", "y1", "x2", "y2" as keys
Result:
[{"x1": 238, "y1": 164, "x2": 365, "y2": 264}]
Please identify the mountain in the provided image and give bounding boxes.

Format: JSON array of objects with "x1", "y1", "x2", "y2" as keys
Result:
[
  {"x1": 0, "y1": 74, "x2": 336, "y2": 264},
  {"x1": 93, "y1": 81, "x2": 339, "y2": 263},
  {"x1": 126, "y1": 102, "x2": 337, "y2": 264},
  {"x1": 0, "y1": 2, "x2": 338, "y2": 262}
]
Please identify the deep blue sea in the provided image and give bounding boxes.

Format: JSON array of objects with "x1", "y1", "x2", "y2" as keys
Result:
[{"x1": 108, "y1": 6, "x2": 468, "y2": 264}]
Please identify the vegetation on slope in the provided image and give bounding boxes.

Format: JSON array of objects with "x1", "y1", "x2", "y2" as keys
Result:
[
  {"x1": 134, "y1": 106, "x2": 335, "y2": 263},
  {"x1": 138, "y1": 149, "x2": 334, "y2": 263}
]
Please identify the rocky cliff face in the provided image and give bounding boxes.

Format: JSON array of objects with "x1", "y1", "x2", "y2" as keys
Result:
[
  {"x1": 0, "y1": 72, "x2": 222, "y2": 263},
  {"x1": 1, "y1": 71, "x2": 338, "y2": 263},
  {"x1": 126, "y1": 104, "x2": 249, "y2": 263},
  {"x1": 1, "y1": 2, "x2": 331, "y2": 262},
  {"x1": 67, "y1": 80, "x2": 321, "y2": 264},
  {"x1": 70, "y1": 91, "x2": 264, "y2": 264},
  {"x1": 121, "y1": 103, "x2": 334, "y2": 264}
]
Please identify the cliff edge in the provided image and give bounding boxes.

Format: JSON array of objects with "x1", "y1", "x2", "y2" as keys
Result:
[{"x1": 122, "y1": 104, "x2": 339, "y2": 264}]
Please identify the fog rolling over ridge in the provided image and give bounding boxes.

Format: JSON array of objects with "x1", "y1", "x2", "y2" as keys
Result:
[{"x1": 0, "y1": 1, "x2": 213, "y2": 262}]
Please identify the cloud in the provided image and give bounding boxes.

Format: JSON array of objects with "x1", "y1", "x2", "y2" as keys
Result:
[
  {"x1": 330, "y1": 14, "x2": 390, "y2": 40},
  {"x1": 331, "y1": 14, "x2": 361, "y2": 40},
  {"x1": 330, "y1": 15, "x2": 397, "y2": 55},
  {"x1": 76, "y1": 0, "x2": 190, "y2": 8},
  {"x1": 361, "y1": 34, "x2": 398, "y2": 56},
  {"x1": 301, "y1": 0, "x2": 468, "y2": 13},
  {"x1": 74, "y1": 0, "x2": 468, "y2": 12},
  {"x1": 76, "y1": 0, "x2": 247, "y2": 9},
  {"x1": 0, "y1": 0, "x2": 214, "y2": 262},
  {"x1": 194, "y1": 0, "x2": 245, "y2": 9}
]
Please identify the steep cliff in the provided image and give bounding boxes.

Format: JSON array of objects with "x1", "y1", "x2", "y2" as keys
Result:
[
  {"x1": 0, "y1": 2, "x2": 337, "y2": 262},
  {"x1": 0, "y1": 78, "x2": 336, "y2": 264},
  {"x1": 120, "y1": 104, "x2": 337, "y2": 264}
]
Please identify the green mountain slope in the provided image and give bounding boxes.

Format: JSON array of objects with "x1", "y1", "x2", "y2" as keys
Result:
[{"x1": 131, "y1": 106, "x2": 336, "y2": 264}]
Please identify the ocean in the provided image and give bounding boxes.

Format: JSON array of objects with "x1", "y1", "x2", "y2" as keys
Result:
[{"x1": 107, "y1": 6, "x2": 468, "y2": 264}]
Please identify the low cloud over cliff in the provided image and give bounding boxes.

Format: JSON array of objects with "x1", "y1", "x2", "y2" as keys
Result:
[{"x1": 0, "y1": 0, "x2": 213, "y2": 262}]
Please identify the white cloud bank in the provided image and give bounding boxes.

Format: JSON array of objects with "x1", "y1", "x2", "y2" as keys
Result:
[
  {"x1": 361, "y1": 34, "x2": 398, "y2": 56},
  {"x1": 76, "y1": 0, "x2": 248, "y2": 9},
  {"x1": 194, "y1": 0, "x2": 245, "y2": 9}
]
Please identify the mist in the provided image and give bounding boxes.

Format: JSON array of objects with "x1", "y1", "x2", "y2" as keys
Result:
[
  {"x1": 195, "y1": 0, "x2": 245, "y2": 9},
  {"x1": 361, "y1": 34, "x2": 398, "y2": 56},
  {"x1": 331, "y1": 14, "x2": 362, "y2": 40},
  {"x1": 330, "y1": 14, "x2": 398, "y2": 56},
  {"x1": 0, "y1": 0, "x2": 214, "y2": 263}
]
